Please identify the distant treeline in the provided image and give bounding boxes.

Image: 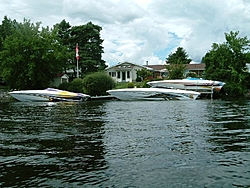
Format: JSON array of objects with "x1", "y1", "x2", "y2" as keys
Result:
[{"x1": 0, "y1": 16, "x2": 106, "y2": 89}]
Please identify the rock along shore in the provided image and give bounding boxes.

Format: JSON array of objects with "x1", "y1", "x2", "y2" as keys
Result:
[{"x1": 0, "y1": 90, "x2": 15, "y2": 102}]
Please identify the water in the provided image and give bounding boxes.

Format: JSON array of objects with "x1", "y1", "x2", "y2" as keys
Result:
[{"x1": 0, "y1": 99, "x2": 250, "y2": 187}]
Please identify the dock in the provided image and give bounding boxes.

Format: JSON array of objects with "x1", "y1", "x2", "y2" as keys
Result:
[{"x1": 89, "y1": 95, "x2": 117, "y2": 101}]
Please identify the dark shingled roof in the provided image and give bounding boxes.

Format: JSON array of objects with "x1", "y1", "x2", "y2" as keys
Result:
[{"x1": 146, "y1": 64, "x2": 205, "y2": 71}]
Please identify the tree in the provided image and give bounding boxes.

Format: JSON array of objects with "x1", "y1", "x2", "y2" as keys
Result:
[
  {"x1": 53, "y1": 21, "x2": 107, "y2": 78},
  {"x1": 136, "y1": 68, "x2": 153, "y2": 81},
  {"x1": 166, "y1": 47, "x2": 192, "y2": 65},
  {"x1": 202, "y1": 31, "x2": 250, "y2": 96},
  {"x1": 69, "y1": 22, "x2": 107, "y2": 77},
  {"x1": 56, "y1": 19, "x2": 71, "y2": 46},
  {"x1": 54, "y1": 20, "x2": 75, "y2": 76},
  {"x1": 0, "y1": 16, "x2": 17, "y2": 75},
  {"x1": 0, "y1": 17, "x2": 108, "y2": 89},
  {"x1": 166, "y1": 64, "x2": 186, "y2": 79},
  {"x1": 0, "y1": 18, "x2": 66, "y2": 89},
  {"x1": 186, "y1": 72, "x2": 198, "y2": 78},
  {"x1": 165, "y1": 47, "x2": 192, "y2": 79}
]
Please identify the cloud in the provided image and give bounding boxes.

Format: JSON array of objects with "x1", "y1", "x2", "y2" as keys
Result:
[
  {"x1": 1, "y1": 0, "x2": 250, "y2": 66},
  {"x1": 63, "y1": 0, "x2": 145, "y2": 24}
]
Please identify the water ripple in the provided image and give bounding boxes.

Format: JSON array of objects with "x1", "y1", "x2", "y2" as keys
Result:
[{"x1": 0, "y1": 100, "x2": 250, "y2": 187}]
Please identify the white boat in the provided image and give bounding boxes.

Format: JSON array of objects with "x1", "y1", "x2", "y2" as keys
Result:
[
  {"x1": 147, "y1": 77, "x2": 226, "y2": 94},
  {"x1": 8, "y1": 88, "x2": 90, "y2": 102},
  {"x1": 106, "y1": 88, "x2": 200, "y2": 101}
]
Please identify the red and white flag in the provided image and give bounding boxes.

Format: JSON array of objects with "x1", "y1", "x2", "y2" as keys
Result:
[{"x1": 76, "y1": 44, "x2": 80, "y2": 60}]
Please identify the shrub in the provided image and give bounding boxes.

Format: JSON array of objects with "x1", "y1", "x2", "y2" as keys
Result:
[
  {"x1": 58, "y1": 82, "x2": 70, "y2": 90},
  {"x1": 142, "y1": 81, "x2": 150, "y2": 88},
  {"x1": 58, "y1": 78, "x2": 84, "y2": 93},
  {"x1": 127, "y1": 82, "x2": 134, "y2": 88},
  {"x1": 186, "y1": 72, "x2": 198, "y2": 78},
  {"x1": 68, "y1": 78, "x2": 84, "y2": 93},
  {"x1": 82, "y1": 72, "x2": 116, "y2": 96},
  {"x1": 136, "y1": 77, "x2": 142, "y2": 82}
]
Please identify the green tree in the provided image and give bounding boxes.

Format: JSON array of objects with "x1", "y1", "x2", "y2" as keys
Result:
[
  {"x1": 166, "y1": 47, "x2": 192, "y2": 65},
  {"x1": 0, "y1": 16, "x2": 17, "y2": 74},
  {"x1": 56, "y1": 19, "x2": 71, "y2": 46},
  {"x1": 165, "y1": 47, "x2": 191, "y2": 79},
  {"x1": 0, "y1": 17, "x2": 13, "y2": 51},
  {"x1": 54, "y1": 19, "x2": 75, "y2": 76},
  {"x1": 136, "y1": 68, "x2": 153, "y2": 80},
  {"x1": 202, "y1": 31, "x2": 250, "y2": 96},
  {"x1": 82, "y1": 72, "x2": 115, "y2": 96},
  {"x1": 70, "y1": 22, "x2": 107, "y2": 77},
  {"x1": 54, "y1": 21, "x2": 107, "y2": 78},
  {"x1": 186, "y1": 71, "x2": 198, "y2": 78},
  {"x1": 0, "y1": 18, "x2": 66, "y2": 89},
  {"x1": 166, "y1": 64, "x2": 186, "y2": 79}
]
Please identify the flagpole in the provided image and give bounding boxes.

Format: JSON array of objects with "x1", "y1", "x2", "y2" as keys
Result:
[
  {"x1": 77, "y1": 58, "x2": 79, "y2": 78},
  {"x1": 76, "y1": 43, "x2": 79, "y2": 78}
]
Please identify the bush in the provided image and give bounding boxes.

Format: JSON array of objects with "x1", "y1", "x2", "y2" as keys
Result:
[
  {"x1": 186, "y1": 72, "x2": 198, "y2": 78},
  {"x1": 58, "y1": 78, "x2": 84, "y2": 93},
  {"x1": 127, "y1": 82, "x2": 134, "y2": 88},
  {"x1": 142, "y1": 81, "x2": 150, "y2": 88},
  {"x1": 83, "y1": 72, "x2": 116, "y2": 96},
  {"x1": 68, "y1": 78, "x2": 84, "y2": 93},
  {"x1": 136, "y1": 77, "x2": 142, "y2": 82},
  {"x1": 58, "y1": 82, "x2": 70, "y2": 90}
]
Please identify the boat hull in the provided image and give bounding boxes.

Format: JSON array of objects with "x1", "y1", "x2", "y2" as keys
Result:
[
  {"x1": 8, "y1": 88, "x2": 90, "y2": 102},
  {"x1": 107, "y1": 88, "x2": 200, "y2": 101},
  {"x1": 147, "y1": 78, "x2": 226, "y2": 94}
]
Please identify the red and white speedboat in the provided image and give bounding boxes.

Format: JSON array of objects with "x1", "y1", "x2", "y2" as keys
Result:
[{"x1": 147, "y1": 77, "x2": 226, "y2": 94}]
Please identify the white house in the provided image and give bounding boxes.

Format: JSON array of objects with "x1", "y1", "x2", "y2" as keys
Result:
[
  {"x1": 246, "y1": 63, "x2": 250, "y2": 72},
  {"x1": 51, "y1": 74, "x2": 69, "y2": 87},
  {"x1": 106, "y1": 62, "x2": 152, "y2": 82}
]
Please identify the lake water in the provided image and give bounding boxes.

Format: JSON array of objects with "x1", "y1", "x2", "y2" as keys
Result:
[{"x1": 0, "y1": 99, "x2": 250, "y2": 187}]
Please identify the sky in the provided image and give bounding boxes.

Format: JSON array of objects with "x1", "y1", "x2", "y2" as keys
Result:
[{"x1": 1, "y1": 0, "x2": 250, "y2": 67}]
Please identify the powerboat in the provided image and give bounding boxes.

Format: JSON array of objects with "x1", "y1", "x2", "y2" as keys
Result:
[
  {"x1": 106, "y1": 88, "x2": 200, "y2": 101},
  {"x1": 147, "y1": 77, "x2": 226, "y2": 94},
  {"x1": 8, "y1": 88, "x2": 90, "y2": 102}
]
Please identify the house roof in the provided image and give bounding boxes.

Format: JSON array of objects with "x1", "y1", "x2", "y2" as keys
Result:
[
  {"x1": 146, "y1": 63, "x2": 205, "y2": 71},
  {"x1": 106, "y1": 62, "x2": 153, "y2": 71},
  {"x1": 56, "y1": 73, "x2": 69, "y2": 78},
  {"x1": 146, "y1": 65, "x2": 166, "y2": 71},
  {"x1": 186, "y1": 63, "x2": 205, "y2": 70},
  {"x1": 106, "y1": 62, "x2": 205, "y2": 72}
]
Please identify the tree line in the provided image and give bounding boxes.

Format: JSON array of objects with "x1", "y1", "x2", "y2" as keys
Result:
[
  {"x1": 0, "y1": 16, "x2": 249, "y2": 97},
  {"x1": 137, "y1": 31, "x2": 250, "y2": 97},
  {"x1": 162, "y1": 31, "x2": 250, "y2": 97},
  {"x1": 0, "y1": 16, "x2": 107, "y2": 90}
]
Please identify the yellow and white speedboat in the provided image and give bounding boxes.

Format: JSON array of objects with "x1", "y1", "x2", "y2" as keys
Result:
[{"x1": 9, "y1": 88, "x2": 90, "y2": 102}]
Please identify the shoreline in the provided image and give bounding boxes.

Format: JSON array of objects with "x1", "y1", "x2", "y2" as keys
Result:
[
  {"x1": 0, "y1": 90, "x2": 14, "y2": 102},
  {"x1": 1, "y1": 89, "x2": 249, "y2": 102}
]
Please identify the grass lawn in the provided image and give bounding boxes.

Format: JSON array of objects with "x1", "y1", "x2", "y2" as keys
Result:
[{"x1": 115, "y1": 82, "x2": 149, "y2": 89}]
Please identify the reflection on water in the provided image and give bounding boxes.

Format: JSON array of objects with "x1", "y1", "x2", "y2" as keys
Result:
[
  {"x1": 0, "y1": 100, "x2": 250, "y2": 187},
  {"x1": 207, "y1": 100, "x2": 250, "y2": 153},
  {"x1": 0, "y1": 102, "x2": 108, "y2": 187}
]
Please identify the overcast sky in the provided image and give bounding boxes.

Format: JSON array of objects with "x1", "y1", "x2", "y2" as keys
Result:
[{"x1": 1, "y1": 0, "x2": 250, "y2": 66}]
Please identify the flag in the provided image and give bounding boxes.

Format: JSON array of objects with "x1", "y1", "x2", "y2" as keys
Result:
[{"x1": 76, "y1": 44, "x2": 80, "y2": 60}]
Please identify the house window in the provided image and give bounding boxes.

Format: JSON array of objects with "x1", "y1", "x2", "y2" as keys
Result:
[
  {"x1": 127, "y1": 71, "x2": 130, "y2": 78},
  {"x1": 62, "y1": 78, "x2": 68, "y2": 83},
  {"x1": 117, "y1": 72, "x2": 120, "y2": 78},
  {"x1": 112, "y1": 72, "x2": 116, "y2": 77}
]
